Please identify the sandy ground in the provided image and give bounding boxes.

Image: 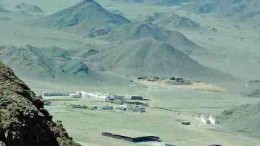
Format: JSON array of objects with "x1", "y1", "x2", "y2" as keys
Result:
[{"x1": 136, "y1": 79, "x2": 226, "y2": 92}]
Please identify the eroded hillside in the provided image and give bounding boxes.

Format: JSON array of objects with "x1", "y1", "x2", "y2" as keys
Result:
[{"x1": 0, "y1": 62, "x2": 79, "y2": 146}]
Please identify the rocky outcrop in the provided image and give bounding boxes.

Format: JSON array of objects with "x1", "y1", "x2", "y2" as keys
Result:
[{"x1": 0, "y1": 62, "x2": 79, "y2": 146}]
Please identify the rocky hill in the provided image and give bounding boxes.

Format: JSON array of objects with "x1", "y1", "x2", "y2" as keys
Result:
[
  {"x1": 98, "y1": 22, "x2": 204, "y2": 54},
  {"x1": 86, "y1": 38, "x2": 231, "y2": 81},
  {"x1": 37, "y1": 0, "x2": 130, "y2": 34},
  {"x1": 88, "y1": 20, "x2": 235, "y2": 81},
  {"x1": 0, "y1": 62, "x2": 79, "y2": 146},
  {"x1": 186, "y1": 0, "x2": 260, "y2": 20},
  {"x1": 145, "y1": 12, "x2": 200, "y2": 29},
  {"x1": 217, "y1": 103, "x2": 260, "y2": 138},
  {"x1": 0, "y1": 45, "x2": 90, "y2": 79},
  {"x1": 111, "y1": 0, "x2": 190, "y2": 6}
]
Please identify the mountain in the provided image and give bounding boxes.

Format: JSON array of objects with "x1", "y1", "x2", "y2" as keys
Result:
[
  {"x1": 98, "y1": 22, "x2": 204, "y2": 54},
  {"x1": 88, "y1": 20, "x2": 230, "y2": 81},
  {"x1": 111, "y1": 0, "x2": 190, "y2": 6},
  {"x1": 0, "y1": 62, "x2": 79, "y2": 146},
  {"x1": 86, "y1": 38, "x2": 231, "y2": 81},
  {"x1": 187, "y1": 0, "x2": 260, "y2": 20},
  {"x1": 37, "y1": 0, "x2": 130, "y2": 34},
  {"x1": 217, "y1": 103, "x2": 260, "y2": 138},
  {"x1": 15, "y1": 3, "x2": 44, "y2": 13},
  {"x1": 0, "y1": 45, "x2": 91, "y2": 80},
  {"x1": 145, "y1": 12, "x2": 200, "y2": 29}
]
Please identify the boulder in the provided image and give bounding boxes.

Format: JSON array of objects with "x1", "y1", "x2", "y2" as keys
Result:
[{"x1": 0, "y1": 62, "x2": 80, "y2": 146}]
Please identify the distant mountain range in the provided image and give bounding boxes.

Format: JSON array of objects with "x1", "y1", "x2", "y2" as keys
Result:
[
  {"x1": 186, "y1": 0, "x2": 260, "y2": 20},
  {"x1": 111, "y1": 0, "x2": 190, "y2": 6},
  {"x1": 145, "y1": 12, "x2": 200, "y2": 29},
  {"x1": 0, "y1": 45, "x2": 90, "y2": 79},
  {"x1": 0, "y1": 3, "x2": 44, "y2": 14},
  {"x1": 15, "y1": 3, "x2": 44, "y2": 13},
  {"x1": 37, "y1": 0, "x2": 130, "y2": 34},
  {"x1": 32, "y1": 0, "x2": 234, "y2": 81},
  {"x1": 111, "y1": 0, "x2": 260, "y2": 20},
  {"x1": 0, "y1": 0, "x2": 237, "y2": 82}
]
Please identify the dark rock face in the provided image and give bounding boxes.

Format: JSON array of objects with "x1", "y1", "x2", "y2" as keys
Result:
[{"x1": 0, "y1": 63, "x2": 79, "y2": 146}]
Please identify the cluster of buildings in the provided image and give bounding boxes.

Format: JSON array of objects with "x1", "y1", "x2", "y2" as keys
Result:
[
  {"x1": 41, "y1": 91, "x2": 148, "y2": 113},
  {"x1": 42, "y1": 91, "x2": 145, "y2": 101},
  {"x1": 137, "y1": 76, "x2": 193, "y2": 85}
]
